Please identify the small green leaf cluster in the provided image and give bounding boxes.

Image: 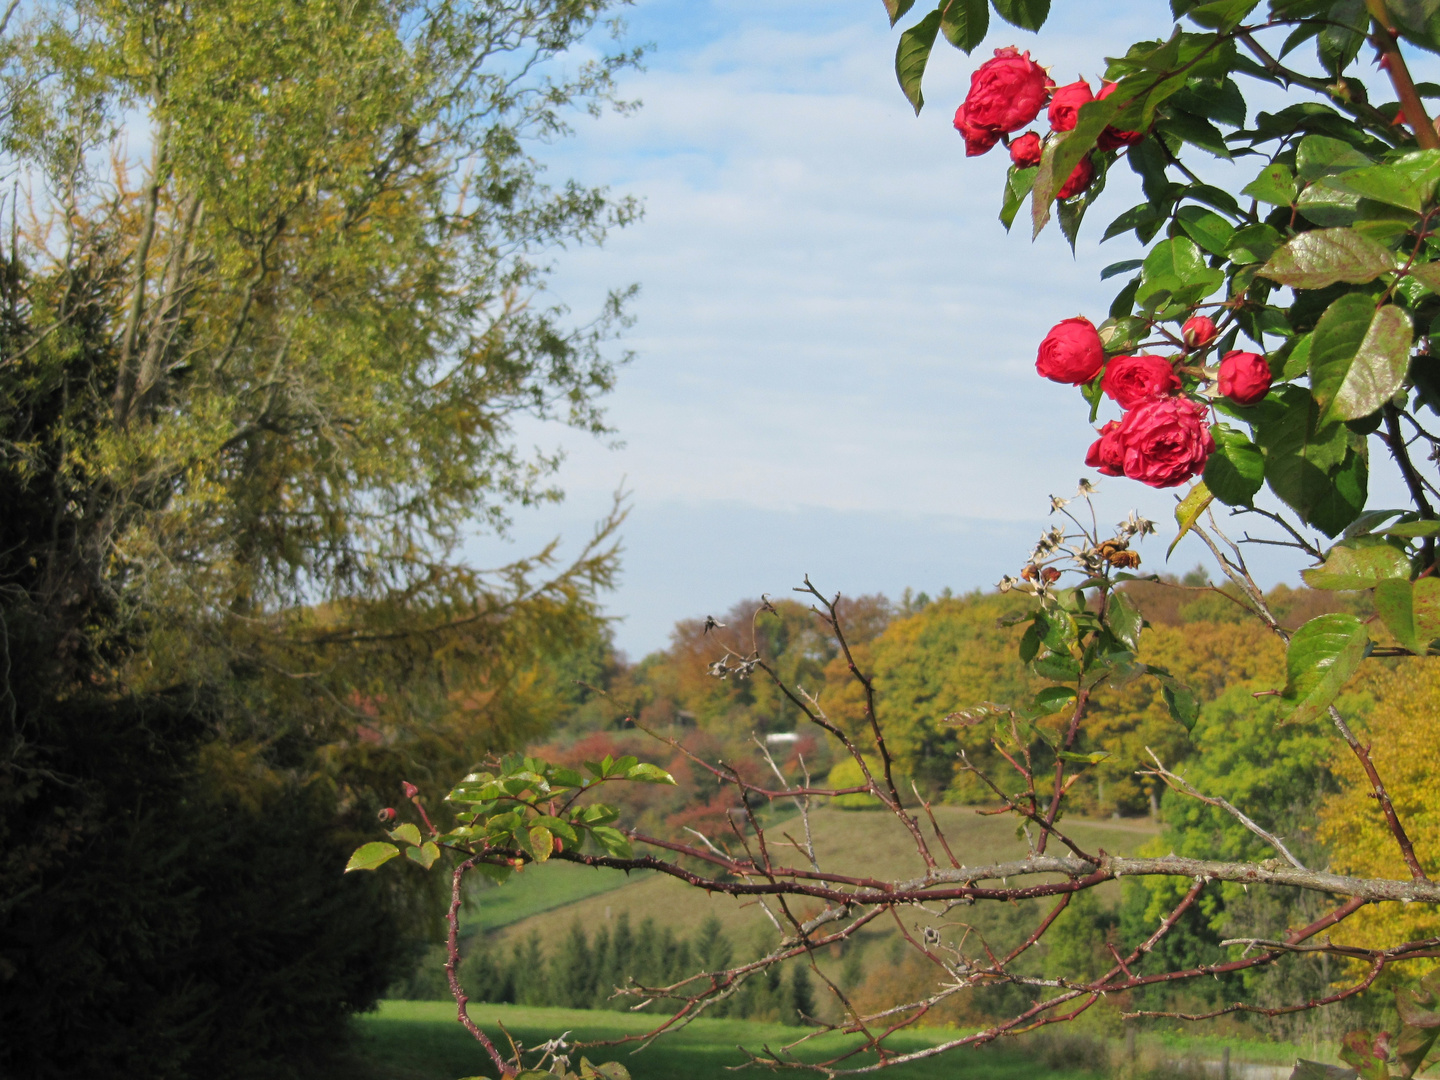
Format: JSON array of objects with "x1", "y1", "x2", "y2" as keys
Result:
[{"x1": 344, "y1": 753, "x2": 676, "y2": 877}]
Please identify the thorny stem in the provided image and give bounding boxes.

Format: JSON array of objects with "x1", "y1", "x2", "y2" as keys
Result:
[
  {"x1": 447, "y1": 859, "x2": 516, "y2": 1077},
  {"x1": 1368, "y1": 0, "x2": 1440, "y2": 149}
]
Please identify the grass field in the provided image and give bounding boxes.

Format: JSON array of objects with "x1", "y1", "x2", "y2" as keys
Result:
[
  {"x1": 461, "y1": 862, "x2": 647, "y2": 935},
  {"x1": 346, "y1": 1000, "x2": 1104, "y2": 1080},
  {"x1": 480, "y1": 807, "x2": 1158, "y2": 952}
]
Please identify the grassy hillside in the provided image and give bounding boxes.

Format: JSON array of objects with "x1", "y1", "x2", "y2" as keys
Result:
[
  {"x1": 461, "y1": 862, "x2": 647, "y2": 935},
  {"x1": 347, "y1": 1001, "x2": 1103, "y2": 1079},
  {"x1": 485, "y1": 806, "x2": 1157, "y2": 951}
]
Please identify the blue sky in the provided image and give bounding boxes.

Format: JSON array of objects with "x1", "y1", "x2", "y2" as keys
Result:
[{"x1": 468, "y1": 0, "x2": 1412, "y2": 658}]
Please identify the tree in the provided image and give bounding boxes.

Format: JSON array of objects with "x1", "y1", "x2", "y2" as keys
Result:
[
  {"x1": 0, "y1": 0, "x2": 641, "y2": 1074},
  {"x1": 353, "y1": 1, "x2": 1440, "y2": 1077}
]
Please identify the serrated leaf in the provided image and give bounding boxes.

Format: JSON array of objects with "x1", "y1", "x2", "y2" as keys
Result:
[
  {"x1": 1032, "y1": 97, "x2": 1122, "y2": 237},
  {"x1": 1387, "y1": 520, "x2": 1440, "y2": 537},
  {"x1": 1175, "y1": 205, "x2": 1235, "y2": 256},
  {"x1": 1301, "y1": 536, "x2": 1411, "y2": 589},
  {"x1": 345, "y1": 841, "x2": 400, "y2": 872},
  {"x1": 531, "y1": 815, "x2": 578, "y2": 843},
  {"x1": 590, "y1": 826, "x2": 633, "y2": 858},
  {"x1": 940, "y1": 0, "x2": 988, "y2": 50},
  {"x1": 1311, "y1": 298, "x2": 1413, "y2": 423},
  {"x1": 992, "y1": 0, "x2": 1050, "y2": 29},
  {"x1": 1324, "y1": 151, "x2": 1440, "y2": 213},
  {"x1": 388, "y1": 822, "x2": 422, "y2": 846},
  {"x1": 1296, "y1": 134, "x2": 1373, "y2": 182},
  {"x1": 626, "y1": 763, "x2": 677, "y2": 784},
  {"x1": 1106, "y1": 590, "x2": 1145, "y2": 651},
  {"x1": 883, "y1": 0, "x2": 919, "y2": 26},
  {"x1": 1204, "y1": 424, "x2": 1266, "y2": 506},
  {"x1": 895, "y1": 9, "x2": 942, "y2": 114},
  {"x1": 1377, "y1": 577, "x2": 1422, "y2": 652},
  {"x1": 1258, "y1": 228, "x2": 1399, "y2": 289},
  {"x1": 1243, "y1": 162, "x2": 1297, "y2": 206},
  {"x1": 1228, "y1": 223, "x2": 1282, "y2": 265},
  {"x1": 1032, "y1": 652, "x2": 1082, "y2": 681},
  {"x1": 406, "y1": 841, "x2": 441, "y2": 869},
  {"x1": 1033, "y1": 685, "x2": 1078, "y2": 713},
  {"x1": 529, "y1": 826, "x2": 553, "y2": 863},
  {"x1": 1281, "y1": 612, "x2": 1370, "y2": 723},
  {"x1": 1148, "y1": 666, "x2": 1200, "y2": 730}
]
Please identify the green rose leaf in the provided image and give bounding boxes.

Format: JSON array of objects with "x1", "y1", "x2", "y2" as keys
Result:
[
  {"x1": 625, "y1": 763, "x2": 678, "y2": 784},
  {"x1": 1203, "y1": 424, "x2": 1265, "y2": 506},
  {"x1": 1146, "y1": 666, "x2": 1200, "y2": 731},
  {"x1": 1255, "y1": 386, "x2": 1368, "y2": 537},
  {"x1": 883, "y1": 0, "x2": 918, "y2": 27},
  {"x1": 405, "y1": 841, "x2": 441, "y2": 869},
  {"x1": 1241, "y1": 162, "x2": 1297, "y2": 206},
  {"x1": 1033, "y1": 685, "x2": 1078, "y2": 713},
  {"x1": 1176, "y1": 205, "x2": 1236, "y2": 254},
  {"x1": 895, "y1": 8, "x2": 941, "y2": 114},
  {"x1": 1258, "y1": 228, "x2": 1399, "y2": 290},
  {"x1": 345, "y1": 841, "x2": 400, "y2": 873},
  {"x1": 1227, "y1": 222, "x2": 1282, "y2": 264},
  {"x1": 1300, "y1": 536, "x2": 1412, "y2": 589},
  {"x1": 1296, "y1": 134, "x2": 1372, "y2": 182},
  {"x1": 528, "y1": 826, "x2": 554, "y2": 863},
  {"x1": 1310, "y1": 297, "x2": 1413, "y2": 423},
  {"x1": 590, "y1": 826, "x2": 633, "y2": 859},
  {"x1": 940, "y1": 0, "x2": 988, "y2": 50},
  {"x1": 992, "y1": 0, "x2": 1051, "y2": 31},
  {"x1": 1281, "y1": 612, "x2": 1370, "y2": 724},
  {"x1": 1032, "y1": 652, "x2": 1082, "y2": 681},
  {"x1": 1376, "y1": 577, "x2": 1421, "y2": 652},
  {"x1": 388, "y1": 822, "x2": 422, "y2": 846},
  {"x1": 1106, "y1": 590, "x2": 1145, "y2": 651},
  {"x1": 1323, "y1": 151, "x2": 1440, "y2": 213},
  {"x1": 1032, "y1": 96, "x2": 1123, "y2": 236}
]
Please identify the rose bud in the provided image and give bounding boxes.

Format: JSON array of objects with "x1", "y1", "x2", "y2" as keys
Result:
[
  {"x1": 1036, "y1": 317, "x2": 1106, "y2": 384},
  {"x1": 1048, "y1": 80, "x2": 1094, "y2": 133},
  {"x1": 401, "y1": 781, "x2": 419, "y2": 799},
  {"x1": 954, "y1": 47, "x2": 1054, "y2": 155},
  {"x1": 1095, "y1": 82, "x2": 1145, "y2": 149},
  {"x1": 1116, "y1": 396, "x2": 1215, "y2": 488},
  {"x1": 1009, "y1": 131, "x2": 1042, "y2": 168},
  {"x1": 377, "y1": 807, "x2": 397, "y2": 823},
  {"x1": 553, "y1": 836, "x2": 564, "y2": 854},
  {"x1": 953, "y1": 102, "x2": 1000, "y2": 157},
  {"x1": 1101, "y1": 354, "x2": 1181, "y2": 410},
  {"x1": 1217, "y1": 350, "x2": 1272, "y2": 406},
  {"x1": 1181, "y1": 315, "x2": 1218, "y2": 349},
  {"x1": 1056, "y1": 154, "x2": 1095, "y2": 200},
  {"x1": 1084, "y1": 420, "x2": 1125, "y2": 477}
]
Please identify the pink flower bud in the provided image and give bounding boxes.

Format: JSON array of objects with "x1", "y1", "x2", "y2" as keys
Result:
[
  {"x1": 402, "y1": 781, "x2": 419, "y2": 799},
  {"x1": 1182, "y1": 315, "x2": 1218, "y2": 349},
  {"x1": 1217, "y1": 351, "x2": 1272, "y2": 406}
]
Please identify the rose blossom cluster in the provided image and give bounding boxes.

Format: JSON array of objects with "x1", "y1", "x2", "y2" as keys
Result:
[
  {"x1": 952, "y1": 49, "x2": 1145, "y2": 201},
  {"x1": 1034, "y1": 314, "x2": 1272, "y2": 489}
]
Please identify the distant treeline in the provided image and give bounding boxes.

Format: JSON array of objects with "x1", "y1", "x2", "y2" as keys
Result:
[{"x1": 405, "y1": 914, "x2": 818, "y2": 1024}]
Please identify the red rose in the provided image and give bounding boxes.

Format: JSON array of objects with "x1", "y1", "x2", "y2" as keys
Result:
[
  {"x1": 1056, "y1": 154, "x2": 1095, "y2": 200},
  {"x1": 1095, "y1": 82, "x2": 1144, "y2": 150},
  {"x1": 953, "y1": 102, "x2": 1001, "y2": 157},
  {"x1": 1048, "y1": 80, "x2": 1093, "y2": 133},
  {"x1": 1116, "y1": 396, "x2": 1215, "y2": 488},
  {"x1": 1085, "y1": 420, "x2": 1125, "y2": 477},
  {"x1": 1181, "y1": 315, "x2": 1217, "y2": 349},
  {"x1": 1036, "y1": 317, "x2": 1105, "y2": 384},
  {"x1": 1009, "y1": 131, "x2": 1042, "y2": 168},
  {"x1": 1217, "y1": 350, "x2": 1272, "y2": 406},
  {"x1": 1101, "y1": 354, "x2": 1181, "y2": 409},
  {"x1": 954, "y1": 47, "x2": 1053, "y2": 156}
]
